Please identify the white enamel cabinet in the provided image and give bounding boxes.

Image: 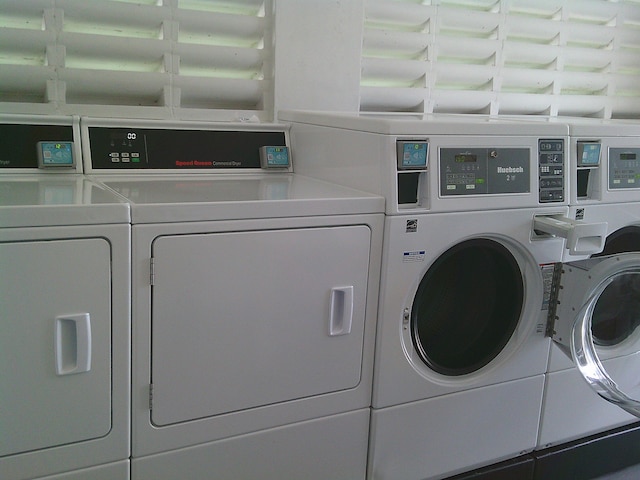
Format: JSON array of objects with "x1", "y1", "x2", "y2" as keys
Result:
[{"x1": 0, "y1": 225, "x2": 130, "y2": 480}]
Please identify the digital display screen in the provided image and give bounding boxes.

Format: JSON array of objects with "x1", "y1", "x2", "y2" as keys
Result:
[
  {"x1": 37, "y1": 141, "x2": 75, "y2": 167},
  {"x1": 578, "y1": 142, "x2": 601, "y2": 166},
  {"x1": 621, "y1": 153, "x2": 637, "y2": 161},
  {"x1": 539, "y1": 140, "x2": 563, "y2": 152},
  {"x1": 455, "y1": 154, "x2": 477, "y2": 163},
  {"x1": 260, "y1": 146, "x2": 290, "y2": 168},
  {"x1": 398, "y1": 141, "x2": 428, "y2": 170}
]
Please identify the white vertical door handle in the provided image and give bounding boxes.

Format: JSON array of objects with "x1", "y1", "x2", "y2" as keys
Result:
[
  {"x1": 55, "y1": 313, "x2": 92, "y2": 375},
  {"x1": 329, "y1": 286, "x2": 354, "y2": 336}
]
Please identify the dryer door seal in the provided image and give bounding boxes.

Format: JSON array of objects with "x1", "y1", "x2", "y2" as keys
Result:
[{"x1": 551, "y1": 253, "x2": 640, "y2": 417}]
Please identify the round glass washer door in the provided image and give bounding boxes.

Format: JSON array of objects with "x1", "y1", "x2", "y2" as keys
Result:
[
  {"x1": 591, "y1": 226, "x2": 640, "y2": 346},
  {"x1": 411, "y1": 238, "x2": 524, "y2": 376},
  {"x1": 567, "y1": 227, "x2": 640, "y2": 417},
  {"x1": 570, "y1": 256, "x2": 640, "y2": 417}
]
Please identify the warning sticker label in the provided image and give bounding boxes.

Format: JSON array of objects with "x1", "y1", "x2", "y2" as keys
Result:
[
  {"x1": 403, "y1": 251, "x2": 426, "y2": 262},
  {"x1": 406, "y1": 219, "x2": 418, "y2": 233}
]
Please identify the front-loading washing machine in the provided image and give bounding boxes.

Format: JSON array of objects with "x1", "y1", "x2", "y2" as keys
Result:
[
  {"x1": 82, "y1": 117, "x2": 384, "y2": 480},
  {"x1": 282, "y1": 111, "x2": 607, "y2": 480},
  {"x1": 0, "y1": 115, "x2": 131, "y2": 480},
  {"x1": 538, "y1": 118, "x2": 640, "y2": 450}
]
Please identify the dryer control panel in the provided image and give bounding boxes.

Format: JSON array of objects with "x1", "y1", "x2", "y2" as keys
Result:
[
  {"x1": 87, "y1": 125, "x2": 287, "y2": 171},
  {"x1": 0, "y1": 122, "x2": 76, "y2": 170}
]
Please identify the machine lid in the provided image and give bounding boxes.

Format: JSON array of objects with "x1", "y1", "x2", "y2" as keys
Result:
[
  {"x1": 566, "y1": 117, "x2": 640, "y2": 137},
  {"x1": 279, "y1": 110, "x2": 569, "y2": 136},
  {"x1": 0, "y1": 175, "x2": 130, "y2": 227},
  {"x1": 95, "y1": 174, "x2": 384, "y2": 223},
  {"x1": 410, "y1": 238, "x2": 524, "y2": 376},
  {"x1": 551, "y1": 252, "x2": 640, "y2": 418}
]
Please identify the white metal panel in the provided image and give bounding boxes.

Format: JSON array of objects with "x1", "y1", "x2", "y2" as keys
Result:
[
  {"x1": 94, "y1": 174, "x2": 384, "y2": 224},
  {"x1": 368, "y1": 376, "x2": 545, "y2": 480},
  {"x1": 539, "y1": 360, "x2": 639, "y2": 448},
  {"x1": 132, "y1": 409, "x2": 369, "y2": 480},
  {"x1": 131, "y1": 214, "x2": 383, "y2": 457},
  {"x1": 31, "y1": 461, "x2": 129, "y2": 480},
  {"x1": 0, "y1": 176, "x2": 130, "y2": 227},
  {"x1": 0, "y1": 238, "x2": 112, "y2": 456},
  {"x1": 150, "y1": 225, "x2": 371, "y2": 425},
  {"x1": 282, "y1": 111, "x2": 569, "y2": 215}
]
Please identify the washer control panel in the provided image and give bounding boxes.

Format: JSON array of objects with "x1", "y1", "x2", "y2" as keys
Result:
[
  {"x1": 439, "y1": 140, "x2": 565, "y2": 202},
  {"x1": 609, "y1": 148, "x2": 640, "y2": 189},
  {"x1": 440, "y1": 147, "x2": 530, "y2": 196}
]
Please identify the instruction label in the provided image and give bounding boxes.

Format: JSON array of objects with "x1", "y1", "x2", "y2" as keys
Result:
[{"x1": 403, "y1": 251, "x2": 426, "y2": 262}]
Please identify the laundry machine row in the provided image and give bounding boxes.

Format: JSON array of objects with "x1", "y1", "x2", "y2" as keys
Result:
[
  {"x1": 5, "y1": 111, "x2": 640, "y2": 480},
  {"x1": 282, "y1": 110, "x2": 640, "y2": 480},
  {"x1": 1, "y1": 114, "x2": 386, "y2": 480}
]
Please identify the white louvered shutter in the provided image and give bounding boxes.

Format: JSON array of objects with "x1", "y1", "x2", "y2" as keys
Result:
[
  {"x1": 361, "y1": 0, "x2": 640, "y2": 119},
  {"x1": 0, "y1": 0, "x2": 271, "y2": 121}
]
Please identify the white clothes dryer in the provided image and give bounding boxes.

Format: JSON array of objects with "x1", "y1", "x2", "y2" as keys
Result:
[
  {"x1": 539, "y1": 119, "x2": 640, "y2": 448},
  {"x1": 82, "y1": 118, "x2": 384, "y2": 480},
  {"x1": 282, "y1": 111, "x2": 605, "y2": 480},
  {"x1": 0, "y1": 115, "x2": 130, "y2": 480}
]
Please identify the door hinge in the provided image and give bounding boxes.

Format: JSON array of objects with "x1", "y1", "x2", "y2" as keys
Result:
[
  {"x1": 545, "y1": 263, "x2": 564, "y2": 338},
  {"x1": 149, "y1": 383, "x2": 154, "y2": 410},
  {"x1": 150, "y1": 257, "x2": 156, "y2": 286}
]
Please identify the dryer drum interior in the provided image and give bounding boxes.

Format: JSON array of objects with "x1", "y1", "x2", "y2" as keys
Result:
[
  {"x1": 411, "y1": 238, "x2": 524, "y2": 376},
  {"x1": 589, "y1": 273, "x2": 640, "y2": 347}
]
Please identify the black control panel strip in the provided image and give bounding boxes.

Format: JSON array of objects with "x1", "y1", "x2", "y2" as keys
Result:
[
  {"x1": 539, "y1": 139, "x2": 564, "y2": 203},
  {"x1": 0, "y1": 124, "x2": 74, "y2": 169},
  {"x1": 89, "y1": 127, "x2": 286, "y2": 170}
]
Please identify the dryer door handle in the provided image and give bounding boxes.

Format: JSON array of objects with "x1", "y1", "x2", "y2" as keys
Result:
[
  {"x1": 55, "y1": 313, "x2": 92, "y2": 375},
  {"x1": 329, "y1": 286, "x2": 354, "y2": 336}
]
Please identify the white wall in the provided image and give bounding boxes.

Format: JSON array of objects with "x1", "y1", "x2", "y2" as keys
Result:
[{"x1": 273, "y1": 0, "x2": 365, "y2": 115}]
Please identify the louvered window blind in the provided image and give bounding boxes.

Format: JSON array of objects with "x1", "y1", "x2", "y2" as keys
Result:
[
  {"x1": 361, "y1": 0, "x2": 640, "y2": 119},
  {"x1": 0, "y1": 0, "x2": 270, "y2": 120}
]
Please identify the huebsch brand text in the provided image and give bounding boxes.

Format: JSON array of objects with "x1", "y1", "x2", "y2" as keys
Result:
[{"x1": 497, "y1": 166, "x2": 524, "y2": 174}]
